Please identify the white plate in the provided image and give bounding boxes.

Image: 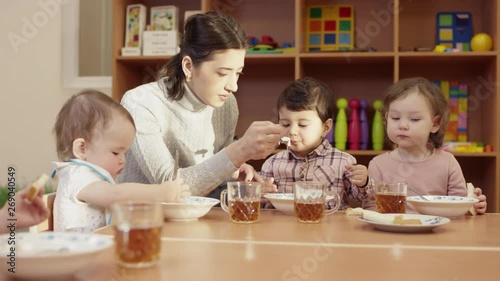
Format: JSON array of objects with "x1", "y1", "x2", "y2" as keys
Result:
[
  {"x1": 161, "y1": 196, "x2": 220, "y2": 221},
  {"x1": 358, "y1": 213, "x2": 450, "y2": 233},
  {"x1": 0, "y1": 232, "x2": 112, "y2": 280}
]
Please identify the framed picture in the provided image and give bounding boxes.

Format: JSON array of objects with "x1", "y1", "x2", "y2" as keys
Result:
[
  {"x1": 124, "y1": 4, "x2": 146, "y2": 48},
  {"x1": 151, "y1": 5, "x2": 178, "y2": 31}
]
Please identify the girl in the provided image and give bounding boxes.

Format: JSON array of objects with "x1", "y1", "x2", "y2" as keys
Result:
[
  {"x1": 368, "y1": 77, "x2": 487, "y2": 214},
  {"x1": 53, "y1": 90, "x2": 190, "y2": 232}
]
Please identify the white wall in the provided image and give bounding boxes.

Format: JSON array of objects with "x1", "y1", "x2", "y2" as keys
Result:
[{"x1": 0, "y1": 0, "x2": 111, "y2": 185}]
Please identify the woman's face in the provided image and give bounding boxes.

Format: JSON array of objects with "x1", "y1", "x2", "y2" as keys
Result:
[{"x1": 186, "y1": 49, "x2": 245, "y2": 107}]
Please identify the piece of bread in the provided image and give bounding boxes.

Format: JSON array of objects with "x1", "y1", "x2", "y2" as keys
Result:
[
  {"x1": 27, "y1": 174, "x2": 50, "y2": 201},
  {"x1": 393, "y1": 215, "x2": 422, "y2": 225},
  {"x1": 466, "y1": 183, "x2": 477, "y2": 216}
]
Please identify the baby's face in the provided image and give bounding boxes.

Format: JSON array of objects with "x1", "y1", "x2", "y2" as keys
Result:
[
  {"x1": 278, "y1": 107, "x2": 327, "y2": 157},
  {"x1": 84, "y1": 115, "x2": 135, "y2": 179}
]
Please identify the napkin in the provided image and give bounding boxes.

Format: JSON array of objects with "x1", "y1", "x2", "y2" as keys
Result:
[{"x1": 466, "y1": 183, "x2": 477, "y2": 216}]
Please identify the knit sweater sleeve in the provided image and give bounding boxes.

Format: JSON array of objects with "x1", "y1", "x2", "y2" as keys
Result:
[{"x1": 119, "y1": 83, "x2": 239, "y2": 196}]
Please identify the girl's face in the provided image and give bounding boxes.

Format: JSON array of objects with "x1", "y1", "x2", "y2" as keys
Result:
[
  {"x1": 278, "y1": 107, "x2": 332, "y2": 157},
  {"x1": 186, "y1": 49, "x2": 245, "y2": 108},
  {"x1": 386, "y1": 91, "x2": 440, "y2": 152},
  {"x1": 84, "y1": 114, "x2": 136, "y2": 179}
]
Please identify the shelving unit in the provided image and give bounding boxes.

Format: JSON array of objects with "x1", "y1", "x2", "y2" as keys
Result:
[{"x1": 112, "y1": 0, "x2": 499, "y2": 212}]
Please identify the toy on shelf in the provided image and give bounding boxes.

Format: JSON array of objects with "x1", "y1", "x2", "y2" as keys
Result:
[
  {"x1": 335, "y1": 98, "x2": 348, "y2": 151},
  {"x1": 348, "y1": 98, "x2": 360, "y2": 150},
  {"x1": 434, "y1": 80, "x2": 468, "y2": 142},
  {"x1": 436, "y1": 12, "x2": 472, "y2": 51},
  {"x1": 281, "y1": 41, "x2": 296, "y2": 54},
  {"x1": 359, "y1": 99, "x2": 369, "y2": 150},
  {"x1": 247, "y1": 35, "x2": 283, "y2": 54},
  {"x1": 306, "y1": 5, "x2": 354, "y2": 52},
  {"x1": 443, "y1": 142, "x2": 492, "y2": 153},
  {"x1": 372, "y1": 99, "x2": 384, "y2": 151},
  {"x1": 470, "y1": 33, "x2": 493, "y2": 51}
]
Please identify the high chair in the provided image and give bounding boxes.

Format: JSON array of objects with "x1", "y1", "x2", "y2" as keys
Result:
[{"x1": 29, "y1": 192, "x2": 56, "y2": 232}]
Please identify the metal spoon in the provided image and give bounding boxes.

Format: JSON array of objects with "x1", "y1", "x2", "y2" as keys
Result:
[{"x1": 407, "y1": 187, "x2": 430, "y2": 201}]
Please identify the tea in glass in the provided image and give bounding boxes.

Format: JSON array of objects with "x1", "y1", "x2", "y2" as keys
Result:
[
  {"x1": 293, "y1": 181, "x2": 340, "y2": 223},
  {"x1": 221, "y1": 181, "x2": 261, "y2": 224},
  {"x1": 229, "y1": 199, "x2": 260, "y2": 222},
  {"x1": 374, "y1": 182, "x2": 407, "y2": 213},
  {"x1": 111, "y1": 202, "x2": 163, "y2": 268}
]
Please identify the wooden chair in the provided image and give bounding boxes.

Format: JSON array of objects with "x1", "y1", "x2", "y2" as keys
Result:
[{"x1": 29, "y1": 192, "x2": 56, "y2": 232}]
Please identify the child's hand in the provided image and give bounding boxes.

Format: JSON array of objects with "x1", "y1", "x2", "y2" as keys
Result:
[
  {"x1": 473, "y1": 187, "x2": 487, "y2": 214},
  {"x1": 163, "y1": 178, "x2": 191, "y2": 202},
  {"x1": 345, "y1": 164, "x2": 368, "y2": 187},
  {"x1": 261, "y1": 177, "x2": 278, "y2": 194}
]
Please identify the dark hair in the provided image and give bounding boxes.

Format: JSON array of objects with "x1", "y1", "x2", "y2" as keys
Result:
[
  {"x1": 277, "y1": 77, "x2": 334, "y2": 122},
  {"x1": 53, "y1": 90, "x2": 135, "y2": 161},
  {"x1": 382, "y1": 77, "x2": 449, "y2": 148},
  {"x1": 157, "y1": 11, "x2": 249, "y2": 100}
]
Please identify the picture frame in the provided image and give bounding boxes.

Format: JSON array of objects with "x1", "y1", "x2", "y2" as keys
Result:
[
  {"x1": 124, "y1": 4, "x2": 146, "y2": 48},
  {"x1": 151, "y1": 5, "x2": 178, "y2": 31}
]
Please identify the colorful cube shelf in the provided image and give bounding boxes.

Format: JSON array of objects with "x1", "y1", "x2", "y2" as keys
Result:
[
  {"x1": 436, "y1": 12, "x2": 472, "y2": 51},
  {"x1": 306, "y1": 5, "x2": 354, "y2": 52}
]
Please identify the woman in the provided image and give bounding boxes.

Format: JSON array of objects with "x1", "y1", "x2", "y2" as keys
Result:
[{"x1": 118, "y1": 12, "x2": 281, "y2": 196}]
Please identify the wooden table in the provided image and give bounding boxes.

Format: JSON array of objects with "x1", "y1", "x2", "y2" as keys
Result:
[{"x1": 13, "y1": 209, "x2": 500, "y2": 281}]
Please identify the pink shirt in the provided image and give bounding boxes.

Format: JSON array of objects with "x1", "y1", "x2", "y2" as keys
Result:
[
  {"x1": 367, "y1": 149, "x2": 467, "y2": 210},
  {"x1": 260, "y1": 139, "x2": 370, "y2": 210}
]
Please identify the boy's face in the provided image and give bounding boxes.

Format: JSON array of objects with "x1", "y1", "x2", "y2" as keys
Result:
[
  {"x1": 386, "y1": 91, "x2": 440, "y2": 152},
  {"x1": 186, "y1": 49, "x2": 245, "y2": 108},
  {"x1": 278, "y1": 107, "x2": 331, "y2": 157},
  {"x1": 84, "y1": 114, "x2": 135, "y2": 179}
]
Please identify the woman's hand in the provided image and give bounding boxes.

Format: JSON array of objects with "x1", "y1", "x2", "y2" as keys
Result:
[
  {"x1": 0, "y1": 187, "x2": 50, "y2": 231},
  {"x1": 231, "y1": 164, "x2": 278, "y2": 193},
  {"x1": 226, "y1": 121, "x2": 282, "y2": 167}
]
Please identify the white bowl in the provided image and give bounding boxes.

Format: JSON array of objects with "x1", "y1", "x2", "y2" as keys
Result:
[
  {"x1": 0, "y1": 232, "x2": 112, "y2": 280},
  {"x1": 161, "y1": 196, "x2": 219, "y2": 221},
  {"x1": 407, "y1": 196, "x2": 479, "y2": 217},
  {"x1": 264, "y1": 193, "x2": 295, "y2": 215}
]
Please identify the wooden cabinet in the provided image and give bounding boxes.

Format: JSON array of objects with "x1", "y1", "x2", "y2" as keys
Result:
[{"x1": 112, "y1": 0, "x2": 499, "y2": 212}]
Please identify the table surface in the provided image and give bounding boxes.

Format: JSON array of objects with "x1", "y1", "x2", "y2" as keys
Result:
[{"x1": 5, "y1": 209, "x2": 500, "y2": 281}]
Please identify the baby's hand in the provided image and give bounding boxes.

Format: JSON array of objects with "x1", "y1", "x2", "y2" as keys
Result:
[
  {"x1": 345, "y1": 164, "x2": 368, "y2": 187},
  {"x1": 163, "y1": 178, "x2": 191, "y2": 202},
  {"x1": 473, "y1": 187, "x2": 487, "y2": 214}
]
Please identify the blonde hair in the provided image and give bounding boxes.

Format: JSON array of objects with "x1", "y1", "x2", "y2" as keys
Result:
[
  {"x1": 53, "y1": 90, "x2": 135, "y2": 161},
  {"x1": 382, "y1": 77, "x2": 449, "y2": 148}
]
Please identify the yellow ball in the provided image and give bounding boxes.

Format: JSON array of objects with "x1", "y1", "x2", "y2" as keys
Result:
[{"x1": 471, "y1": 33, "x2": 493, "y2": 51}]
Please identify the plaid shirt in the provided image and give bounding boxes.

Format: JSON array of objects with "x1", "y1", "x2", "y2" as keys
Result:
[{"x1": 260, "y1": 139, "x2": 369, "y2": 210}]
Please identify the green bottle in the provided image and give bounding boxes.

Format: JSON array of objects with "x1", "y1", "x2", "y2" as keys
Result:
[{"x1": 372, "y1": 99, "x2": 384, "y2": 150}]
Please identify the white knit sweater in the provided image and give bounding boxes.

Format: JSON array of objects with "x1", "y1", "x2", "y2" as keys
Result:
[{"x1": 117, "y1": 79, "x2": 239, "y2": 196}]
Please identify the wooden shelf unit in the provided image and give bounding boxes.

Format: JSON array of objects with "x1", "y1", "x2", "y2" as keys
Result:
[{"x1": 112, "y1": 0, "x2": 500, "y2": 212}]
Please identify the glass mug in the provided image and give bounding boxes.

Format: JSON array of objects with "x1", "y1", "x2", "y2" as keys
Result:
[
  {"x1": 374, "y1": 182, "x2": 407, "y2": 213},
  {"x1": 221, "y1": 181, "x2": 261, "y2": 224},
  {"x1": 111, "y1": 202, "x2": 163, "y2": 268},
  {"x1": 293, "y1": 181, "x2": 341, "y2": 223}
]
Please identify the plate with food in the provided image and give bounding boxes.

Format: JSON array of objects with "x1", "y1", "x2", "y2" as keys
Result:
[
  {"x1": 348, "y1": 208, "x2": 450, "y2": 233},
  {"x1": 358, "y1": 213, "x2": 450, "y2": 233}
]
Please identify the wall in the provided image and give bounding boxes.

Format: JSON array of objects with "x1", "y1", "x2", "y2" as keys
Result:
[{"x1": 0, "y1": 0, "x2": 111, "y2": 186}]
